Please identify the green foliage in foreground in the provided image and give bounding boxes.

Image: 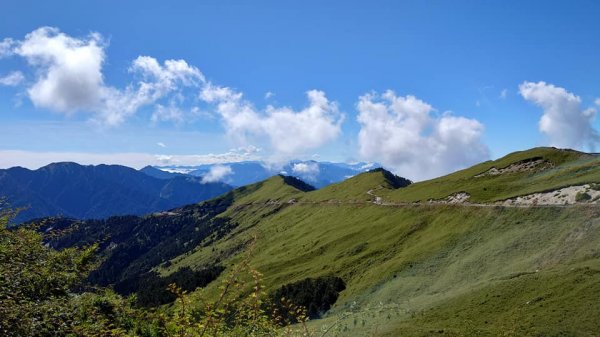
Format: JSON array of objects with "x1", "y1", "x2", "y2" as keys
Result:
[
  {"x1": 0, "y1": 211, "x2": 357, "y2": 337},
  {"x1": 0, "y1": 212, "x2": 107, "y2": 336}
]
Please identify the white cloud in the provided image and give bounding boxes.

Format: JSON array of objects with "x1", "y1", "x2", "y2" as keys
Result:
[
  {"x1": 153, "y1": 146, "x2": 261, "y2": 167},
  {"x1": 265, "y1": 91, "x2": 274, "y2": 99},
  {"x1": 128, "y1": 56, "x2": 203, "y2": 106},
  {"x1": 0, "y1": 38, "x2": 15, "y2": 58},
  {"x1": 157, "y1": 142, "x2": 166, "y2": 148},
  {"x1": 151, "y1": 104, "x2": 185, "y2": 123},
  {"x1": 4, "y1": 27, "x2": 203, "y2": 126},
  {"x1": 98, "y1": 57, "x2": 203, "y2": 126},
  {"x1": 200, "y1": 83, "x2": 242, "y2": 103},
  {"x1": 519, "y1": 81, "x2": 598, "y2": 150},
  {"x1": 356, "y1": 90, "x2": 489, "y2": 181},
  {"x1": 232, "y1": 145, "x2": 261, "y2": 156},
  {"x1": 0, "y1": 71, "x2": 24, "y2": 86},
  {"x1": 201, "y1": 165, "x2": 233, "y2": 183},
  {"x1": 15, "y1": 27, "x2": 106, "y2": 113},
  {"x1": 190, "y1": 106, "x2": 215, "y2": 120},
  {"x1": 200, "y1": 84, "x2": 343, "y2": 158},
  {"x1": 291, "y1": 162, "x2": 320, "y2": 181},
  {"x1": 155, "y1": 155, "x2": 173, "y2": 164}
]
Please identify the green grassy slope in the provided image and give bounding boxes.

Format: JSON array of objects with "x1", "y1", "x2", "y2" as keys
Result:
[
  {"x1": 386, "y1": 263, "x2": 600, "y2": 336},
  {"x1": 381, "y1": 147, "x2": 600, "y2": 203},
  {"x1": 150, "y1": 147, "x2": 600, "y2": 335},
  {"x1": 300, "y1": 168, "x2": 411, "y2": 202},
  {"x1": 229, "y1": 174, "x2": 310, "y2": 204},
  {"x1": 165, "y1": 202, "x2": 600, "y2": 335}
]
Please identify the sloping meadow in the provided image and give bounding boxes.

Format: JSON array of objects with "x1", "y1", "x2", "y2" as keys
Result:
[{"x1": 160, "y1": 171, "x2": 600, "y2": 335}]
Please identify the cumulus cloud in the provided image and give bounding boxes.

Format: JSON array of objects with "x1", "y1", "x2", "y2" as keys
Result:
[
  {"x1": 0, "y1": 71, "x2": 24, "y2": 86},
  {"x1": 200, "y1": 84, "x2": 343, "y2": 158},
  {"x1": 291, "y1": 162, "x2": 320, "y2": 181},
  {"x1": 201, "y1": 165, "x2": 233, "y2": 183},
  {"x1": 2, "y1": 27, "x2": 203, "y2": 126},
  {"x1": 151, "y1": 104, "x2": 185, "y2": 123},
  {"x1": 3, "y1": 26, "x2": 342, "y2": 161},
  {"x1": 127, "y1": 56, "x2": 203, "y2": 110},
  {"x1": 519, "y1": 81, "x2": 598, "y2": 150},
  {"x1": 100, "y1": 57, "x2": 201, "y2": 125},
  {"x1": 356, "y1": 90, "x2": 489, "y2": 181},
  {"x1": 0, "y1": 38, "x2": 15, "y2": 58},
  {"x1": 15, "y1": 27, "x2": 106, "y2": 113}
]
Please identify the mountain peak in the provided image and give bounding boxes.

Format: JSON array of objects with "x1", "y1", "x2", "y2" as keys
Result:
[
  {"x1": 140, "y1": 165, "x2": 183, "y2": 180},
  {"x1": 304, "y1": 167, "x2": 411, "y2": 202},
  {"x1": 278, "y1": 174, "x2": 316, "y2": 192},
  {"x1": 366, "y1": 168, "x2": 412, "y2": 189},
  {"x1": 42, "y1": 161, "x2": 84, "y2": 170},
  {"x1": 229, "y1": 174, "x2": 314, "y2": 204}
]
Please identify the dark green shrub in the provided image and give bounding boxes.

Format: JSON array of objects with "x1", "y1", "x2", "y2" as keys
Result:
[
  {"x1": 115, "y1": 265, "x2": 224, "y2": 307},
  {"x1": 576, "y1": 191, "x2": 592, "y2": 202},
  {"x1": 270, "y1": 276, "x2": 346, "y2": 321}
]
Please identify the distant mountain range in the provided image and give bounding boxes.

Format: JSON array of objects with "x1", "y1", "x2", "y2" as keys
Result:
[
  {"x1": 149, "y1": 160, "x2": 380, "y2": 188},
  {"x1": 0, "y1": 162, "x2": 232, "y2": 223},
  {"x1": 0, "y1": 160, "x2": 378, "y2": 223}
]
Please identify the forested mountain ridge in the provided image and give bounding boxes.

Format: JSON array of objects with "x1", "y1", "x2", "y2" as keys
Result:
[{"x1": 0, "y1": 162, "x2": 232, "y2": 223}]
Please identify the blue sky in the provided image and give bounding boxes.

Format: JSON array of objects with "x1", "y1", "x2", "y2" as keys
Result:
[{"x1": 1, "y1": 1, "x2": 599, "y2": 180}]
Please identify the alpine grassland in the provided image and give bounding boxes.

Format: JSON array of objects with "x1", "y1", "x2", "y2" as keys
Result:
[
  {"x1": 157, "y1": 148, "x2": 600, "y2": 336},
  {"x1": 3, "y1": 147, "x2": 600, "y2": 336}
]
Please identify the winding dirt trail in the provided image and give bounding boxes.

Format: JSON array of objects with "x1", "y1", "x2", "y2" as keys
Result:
[{"x1": 240, "y1": 185, "x2": 597, "y2": 211}]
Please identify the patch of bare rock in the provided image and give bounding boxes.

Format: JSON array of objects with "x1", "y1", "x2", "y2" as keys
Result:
[
  {"x1": 497, "y1": 184, "x2": 600, "y2": 206},
  {"x1": 475, "y1": 157, "x2": 554, "y2": 177},
  {"x1": 428, "y1": 192, "x2": 471, "y2": 204}
]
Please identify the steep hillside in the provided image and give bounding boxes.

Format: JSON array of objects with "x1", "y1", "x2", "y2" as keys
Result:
[
  {"x1": 154, "y1": 147, "x2": 600, "y2": 336},
  {"x1": 39, "y1": 175, "x2": 314, "y2": 303},
  {"x1": 38, "y1": 147, "x2": 600, "y2": 335},
  {"x1": 167, "y1": 203, "x2": 600, "y2": 336},
  {"x1": 0, "y1": 162, "x2": 232, "y2": 223}
]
